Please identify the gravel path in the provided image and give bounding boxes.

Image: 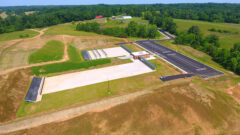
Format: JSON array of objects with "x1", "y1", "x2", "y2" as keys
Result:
[{"x1": 0, "y1": 90, "x2": 152, "y2": 134}]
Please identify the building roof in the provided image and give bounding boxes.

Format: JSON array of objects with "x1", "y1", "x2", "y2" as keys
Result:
[
  {"x1": 95, "y1": 15, "x2": 103, "y2": 18},
  {"x1": 131, "y1": 51, "x2": 149, "y2": 56}
]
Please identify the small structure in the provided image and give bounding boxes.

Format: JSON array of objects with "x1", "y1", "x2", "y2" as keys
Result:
[
  {"x1": 113, "y1": 15, "x2": 132, "y2": 20},
  {"x1": 121, "y1": 16, "x2": 132, "y2": 19},
  {"x1": 95, "y1": 15, "x2": 103, "y2": 19},
  {"x1": 25, "y1": 76, "x2": 45, "y2": 102},
  {"x1": 131, "y1": 51, "x2": 150, "y2": 59}
]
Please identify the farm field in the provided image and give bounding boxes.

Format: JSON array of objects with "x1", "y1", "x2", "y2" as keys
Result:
[
  {"x1": 0, "y1": 29, "x2": 39, "y2": 41},
  {"x1": 174, "y1": 19, "x2": 240, "y2": 49}
]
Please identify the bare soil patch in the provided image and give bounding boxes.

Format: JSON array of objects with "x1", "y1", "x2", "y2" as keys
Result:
[{"x1": 0, "y1": 69, "x2": 32, "y2": 123}]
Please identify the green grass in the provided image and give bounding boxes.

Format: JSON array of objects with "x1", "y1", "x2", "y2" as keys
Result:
[
  {"x1": 0, "y1": 29, "x2": 39, "y2": 41},
  {"x1": 31, "y1": 58, "x2": 111, "y2": 76},
  {"x1": 44, "y1": 24, "x2": 101, "y2": 36},
  {"x1": 68, "y1": 44, "x2": 81, "y2": 62},
  {"x1": 28, "y1": 40, "x2": 64, "y2": 64},
  {"x1": 174, "y1": 19, "x2": 240, "y2": 49}
]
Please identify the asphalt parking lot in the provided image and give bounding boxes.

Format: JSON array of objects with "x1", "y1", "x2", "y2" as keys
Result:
[{"x1": 135, "y1": 40, "x2": 223, "y2": 78}]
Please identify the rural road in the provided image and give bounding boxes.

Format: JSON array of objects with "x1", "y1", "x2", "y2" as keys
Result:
[{"x1": 0, "y1": 90, "x2": 152, "y2": 134}]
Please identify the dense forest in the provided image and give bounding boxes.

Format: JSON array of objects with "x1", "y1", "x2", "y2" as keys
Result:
[
  {"x1": 76, "y1": 21, "x2": 159, "y2": 38},
  {"x1": 175, "y1": 26, "x2": 240, "y2": 75},
  {"x1": 0, "y1": 3, "x2": 240, "y2": 34}
]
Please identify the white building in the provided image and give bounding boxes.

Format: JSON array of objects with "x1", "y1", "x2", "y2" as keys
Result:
[{"x1": 121, "y1": 16, "x2": 132, "y2": 19}]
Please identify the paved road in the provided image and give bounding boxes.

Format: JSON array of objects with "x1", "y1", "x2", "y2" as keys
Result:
[
  {"x1": 156, "y1": 28, "x2": 175, "y2": 40},
  {"x1": 0, "y1": 90, "x2": 152, "y2": 134},
  {"x1": 135, "y1": 40, "x2": 223, "y2": 78}
]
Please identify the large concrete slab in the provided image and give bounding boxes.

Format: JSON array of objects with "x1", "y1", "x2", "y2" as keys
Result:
[
  {"x1": 42, "y1": 60, "x2": 153, "y2": 94},
  {"x1": 135, "y1": 40, "x2": 223, "y2": 78},
  {"x1": 88, "y1": 47, "x2": 129, "y2": 60}
]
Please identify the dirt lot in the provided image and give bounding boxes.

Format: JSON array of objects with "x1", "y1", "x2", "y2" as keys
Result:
[{"x1": 0, "y1": 69, "x2": 32, "y2": 123}]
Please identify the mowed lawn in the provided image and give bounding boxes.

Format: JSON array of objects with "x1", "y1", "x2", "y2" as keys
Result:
[
  {"x1": 0, "y1": 29, "x2": 39, "y2": 41},
  {"x1": 28, "y1": 40, "x2": 64, "y2": 64},
  {"x1": 174, "y1": 19, "x2": 240, "y2": 49},
  {"x1": 17, "y1": 57, "x2": 180, "y2": 117}
]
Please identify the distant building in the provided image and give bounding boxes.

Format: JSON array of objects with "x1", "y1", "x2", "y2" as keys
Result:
[
  {"x1": 95, "y1": 15, "x2": 103, "y2": 19},
  {"x1": 121, "y1": 16, "x2": 132, "y2": 19},
  {"x1": 113, "y1": 15, "x2": 132, "y2": 20},
  {"x1": 131, "y1": 51, "x2": 150, "y2": 59}
]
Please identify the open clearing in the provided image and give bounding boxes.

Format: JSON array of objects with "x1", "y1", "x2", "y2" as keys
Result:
[
  {"x1": 42, "y1": 60, "x2": 153, "y2": 94},
  {"x1": 0, "y1": 12, "x2": 8, "y2": 19},
  {"x1": 0, "y1": 29, "x2": 39, "y2": 42},
  {"x1": 174, "y1": 19, "x2": 240, "y2": 49}
]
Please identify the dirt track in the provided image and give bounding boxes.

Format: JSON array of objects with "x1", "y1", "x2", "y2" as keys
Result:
[
  {"x1": 0, "y1": 31, "x2": 70, "y2": 76},
  {"x1": 0, "y1": 90, "x2": 152, "y2": 134},
  {"x1": 0, "y1": 30, "x2": 129, "y2": 75}
]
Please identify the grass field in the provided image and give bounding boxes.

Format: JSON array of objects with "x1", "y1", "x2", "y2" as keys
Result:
[
  {"x1": 67, "y1": 44, "x2": 81, "y2": 62},
  {"x1": 174, "y1": 19, "x2": 240, "y2": 49},
  {"x1": 0, "y1": 29, "x2": 39, "y2": 41},
  {"x1": 17, "y1": 57, "x2": 180, "y2": 117},
  {"x1": 44, "y1": 24, "x2": 101, "y2": 36},
  {"x1": 28, "y1": 40, "x2": 64, "y2": 64}
]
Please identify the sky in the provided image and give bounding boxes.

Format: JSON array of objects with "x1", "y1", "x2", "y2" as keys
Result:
[{"x1": 0, "y1": 0, "x2": 239, "y2": 6}]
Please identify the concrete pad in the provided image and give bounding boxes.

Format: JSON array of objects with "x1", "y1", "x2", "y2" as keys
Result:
[
  {"x1": 88, "y1": 47, "x2": 129, "y2": 60},
  {"x1": 42, "y1": 60, "x2": 153, "y2": 94}
]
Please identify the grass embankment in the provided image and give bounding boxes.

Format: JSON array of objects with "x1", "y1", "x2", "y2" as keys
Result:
[
  {"x1": 0, "y1": 29, "x2": 39, "y2": 41},
  {"x1": 28, "y1": 40, "x2": 64, "y2": 64},
  {"x1": 14, "y1": 76, "x2": 240, "y2": 135},
  {"x1": 31, "y1": 59, "x2": 111, "y2": 76},
  {"x1": 30, "y1": 44, "x2": 111, "y2": 76},
  {"x1": 174, "y1": 19, "x2": 240, "y2": 49}
]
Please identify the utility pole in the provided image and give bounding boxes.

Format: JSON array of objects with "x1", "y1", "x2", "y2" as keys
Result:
[{"x1": 107, "y1": 78, "x2": 111, "y2": 95}]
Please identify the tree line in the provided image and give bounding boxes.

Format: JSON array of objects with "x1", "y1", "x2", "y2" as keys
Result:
[
  {"x1": 76, "y1": 21, "x2": 160, "y2": 38},
  {"x1": 175, "y1": 26, "x2": 240, "y2": 75},
  {"x1": 143, "y1": 11, "x2": 177, "y2": 34},
  {"x1": 0, "y1": 3, "x2": 240, "y2": 34}
]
